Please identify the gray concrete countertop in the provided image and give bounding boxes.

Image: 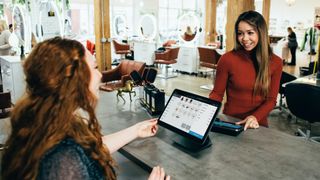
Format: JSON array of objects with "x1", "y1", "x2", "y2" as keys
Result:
[{"x1": 97, "y1": 91, "x2": 320, "y2": 180}]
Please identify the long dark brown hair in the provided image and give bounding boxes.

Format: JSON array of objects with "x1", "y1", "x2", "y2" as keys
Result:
[
  {"x1": 234, "y1": 11, "x2": 272, "y2": 98},
  {"x1": 1, "y1": 37, "x2": 116, "y2": 179}
]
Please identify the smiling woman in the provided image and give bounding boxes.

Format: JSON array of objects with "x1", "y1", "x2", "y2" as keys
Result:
[
  {"x1": 209, "y1": 11, "x2": 283, "y2": 130},
  {"x1": 236, "y1": 21, "x2": 259, "y2": 51}
]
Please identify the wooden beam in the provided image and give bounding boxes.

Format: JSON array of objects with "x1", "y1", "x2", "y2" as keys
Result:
[
  {"x1": 262, "y1": 0, "x2": 271, "y2": 28},
  {"x1": 94, "y1": 0, "x2": 111, "y2": 71},
  {"x1": 225, "y1": 0, "x2": 255, "y2": 51},
  {"x1": 205, "y1": 0, "x2": 217, "y2": 44}
]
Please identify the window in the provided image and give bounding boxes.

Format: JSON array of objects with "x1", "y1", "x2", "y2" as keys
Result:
[{"x1": 70, "y1": 1, "x2": 94, "y2": 37}]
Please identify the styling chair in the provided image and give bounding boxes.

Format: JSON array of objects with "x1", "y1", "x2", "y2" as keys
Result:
[
  {"x1": 112, "y1": 40, "x2": 131, "y2": 65},
  {"x1": 197, "y1": 47, "x2": 221, "y2": 90},
  {"x1": 0, "y1": 92, "x2": 12, "y2": 151},
  {"x1": 285, "y1": 83, "x2": 320, "y2": 144},
  {"x1": 162, "y1": 40, "x2": 177, "y2": 48},
  {"x1": 100, "y1": 60, "x2": 146, "y2": 92},
  {"x1": 274, "y1": 71, "x2": 297, "y2": 111},
  {"x1": 154, "y1": 47, "x2": 180, "y2": 79},
  {"x1": 0, "y1": 92, "x2": 12, "y2": 119}
]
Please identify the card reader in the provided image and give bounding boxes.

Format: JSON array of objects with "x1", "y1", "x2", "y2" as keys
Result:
[{"x1": 211, "y1": 118, "x2": 244, "y2": 136}]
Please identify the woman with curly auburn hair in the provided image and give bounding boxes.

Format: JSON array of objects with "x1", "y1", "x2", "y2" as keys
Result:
[{"x1": 1, "y1": 37, "x2": 169, "y2": 180}]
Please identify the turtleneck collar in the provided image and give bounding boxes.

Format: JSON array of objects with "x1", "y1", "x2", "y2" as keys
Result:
[{"x1": 236, "y1": 48, "x2": 255, "y2": 60}]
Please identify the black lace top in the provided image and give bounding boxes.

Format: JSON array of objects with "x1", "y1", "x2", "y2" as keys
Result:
[{"x1": 37, "y1": 139, "x2": 105, "y2": 180}]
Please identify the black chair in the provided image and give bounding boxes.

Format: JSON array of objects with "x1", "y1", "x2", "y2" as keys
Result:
[
  {"x1": 285, "y1": 83, "x2": 320, "y2": 143},
  {"x1": 0, "y1": 92, "x2": 12, "y2": 118},
  {"x1": 274, "y1": 71, "x2": 297, "y2": 111},
  {"x1": 130, "y1": 68, "x2": 157, "y2": 85},
  {"x1": 0, "y1": 92, "x2": 12, "y2": 151}
]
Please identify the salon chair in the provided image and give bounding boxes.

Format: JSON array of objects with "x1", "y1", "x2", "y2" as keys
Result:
[
  {"x1": 274, "y1": 71, "x2": 297, "y2": 111},
  {"x1": 86, "y1": 40, "x2": 95, "y2": 55},
  {"x1": 162, "y1": 40, "x2": 177, "y2": 47},
  {"x1": 112, "y1": 40, "x2": 131, "y2": 62},
  {"x1": 100, "y1": 60, "x2": 146, "y2": 92},
  {"x1": 0, "y1": 91, "x2": 12, "y2": 150},
  {"x1": 285, "y1": 83, "x2": 320, "y2": 144},
  {"x1": 0, "y1": 92, "x2": 12, "y2": 118},
  {"x1": 154, "y1": 47, "x2": 180, "y2": 79},
  {"x1": 198, "y1": 47, "x2": 221, "y2": 90}
]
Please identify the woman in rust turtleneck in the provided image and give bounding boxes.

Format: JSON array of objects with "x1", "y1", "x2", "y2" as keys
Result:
[{"x1": 209, "y1": 11, "x2": 282, "y2": 130}]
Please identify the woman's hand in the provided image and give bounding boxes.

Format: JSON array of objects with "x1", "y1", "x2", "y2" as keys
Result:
[
  {"x1": 148, "y1": 166, "x2": 170, "y2": 180},
  {"x1": 236, "y1": 115, "x2": 259, "y2": 130},
  {"x1": 135, "y1": 118, "x2": 159, "y2": 138},
  {"x1": 102, "y1": 118, "x2": 158, "y2": 153}
]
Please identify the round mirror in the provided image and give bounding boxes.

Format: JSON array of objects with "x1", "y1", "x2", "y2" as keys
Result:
[
  {"x1": 178, "y1": 13, "x2": 199, "y2": 43},
  {"x1": 139, "y1": 14, "x2": 157, "y2": 41},
  {"x1": 38, "y1": 1, "x2": 63, "y2": 41},
  {"x1": 113, "y1": 15, "x2": 127, "y2": 39},
  {"x1": 12, "y1": 5, "x2": 32, "y2": 54}
]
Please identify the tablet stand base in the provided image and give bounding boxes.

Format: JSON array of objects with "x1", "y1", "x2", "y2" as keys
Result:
[{"x1": 173, "y1": 135, "x2": 212, "y2": 152}]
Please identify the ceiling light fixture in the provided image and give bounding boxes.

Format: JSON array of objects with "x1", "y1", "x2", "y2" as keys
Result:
[{"x1": 285, "y1": 0, "x2": 295, "y2": 6}]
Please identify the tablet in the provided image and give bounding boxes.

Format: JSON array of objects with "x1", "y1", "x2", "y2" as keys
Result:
[{"x1": 158, "y1": 89, "x2": 221, "y2": 146}]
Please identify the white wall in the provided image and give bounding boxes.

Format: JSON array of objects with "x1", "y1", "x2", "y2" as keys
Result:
[
  {"x1": 133, "y1": 0, "x2": 158, "y2": 36},
  {"x1": 270, "y1": 0, "x2": 319, "y2": 35}
]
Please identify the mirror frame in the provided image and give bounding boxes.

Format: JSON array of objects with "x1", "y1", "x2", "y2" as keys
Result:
[
  {"x1": 138, "y1": 14, "x2": 157, "y2": 41},
  {"x1": 113, "y1": 14, "x2": 127, "y2": 39},
  {"x1": 12, "y1": 4, "x2": 32, "y2": 53},
  {"x1": 178, "y1": 13, "x2": 200, "y2": 44},
  {"x1": 38, "y1": 1, "x2": 63, "y2": 41}
]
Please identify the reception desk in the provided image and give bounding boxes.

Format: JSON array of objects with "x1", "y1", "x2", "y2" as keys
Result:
[{"x1": 97, "y1": 91, "x2": 320, "y2": 180}]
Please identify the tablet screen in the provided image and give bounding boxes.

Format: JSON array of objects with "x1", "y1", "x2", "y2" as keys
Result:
[{"x1": 159, "y1": 89, "x2": 220, "y2": 140}]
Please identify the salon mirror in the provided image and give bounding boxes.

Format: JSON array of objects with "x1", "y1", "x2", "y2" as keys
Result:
[
  {"x1": 139, "y1": 14, "x2": 157, "y2": 41},
  {"x1": 38, "y1": 1, "x2": 63, "y2": 41},
  {"x1": 113, "y1": 15, "x2": 127, "y2": 39},
  {"x1": 178, "y1": 13, "x2": 199, "y2": 43},
  {"x1": 11, "y1": 5, "x2": 32, "y2": 54},
  {"x1": 12, "y1": 6, "x2": 25, "y2": 49}
]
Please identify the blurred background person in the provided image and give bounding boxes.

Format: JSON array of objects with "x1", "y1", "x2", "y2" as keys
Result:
[
  {"x1": 287, "y1": 27, "x2": 298, "y2": 66},
  {"x1": 9, "y1": 24, "x2": 13, "y2": 33},
  {"x1": 0, "y1": 20, "x2": 12, "y2": 55}
]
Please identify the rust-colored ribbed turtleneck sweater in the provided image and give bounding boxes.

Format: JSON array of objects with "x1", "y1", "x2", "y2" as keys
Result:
[{"x1": 209, "y1": 50, "x2": 282, "y2": 127}]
